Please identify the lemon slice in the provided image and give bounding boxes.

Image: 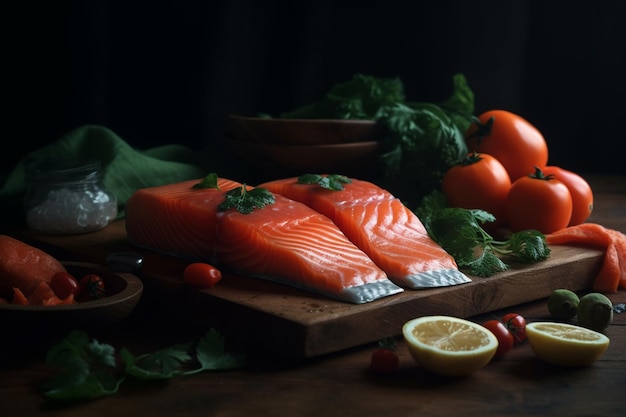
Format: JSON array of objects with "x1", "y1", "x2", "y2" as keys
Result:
[
  {"x1": 402, "y1": 315, "x2": 498, "y2": 377},
  {"x1": 526, "y1": 322, "x2": 610, "y2": 367}
]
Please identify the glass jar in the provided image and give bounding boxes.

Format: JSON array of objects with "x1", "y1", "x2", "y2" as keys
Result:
[{"x1": 23, "y1": 157, "x2": 117, "y2": 235}]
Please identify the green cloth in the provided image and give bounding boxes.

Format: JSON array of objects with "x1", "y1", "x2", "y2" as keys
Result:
[{"x1": 0, "y1": 125, "x2": 211, "y2": 221}]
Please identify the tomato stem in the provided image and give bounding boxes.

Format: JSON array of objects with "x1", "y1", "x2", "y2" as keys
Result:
[{"x1": 465, "y1": 115, "x2": 495, "y2": 145}]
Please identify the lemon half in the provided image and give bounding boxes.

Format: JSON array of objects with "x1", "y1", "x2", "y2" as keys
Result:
[
  {"x1": 526, "y1": 322, "x2": 610, "y2": 367},
  {"x1": 402, "y1": 315, "x2": 498, "y2": 377}
]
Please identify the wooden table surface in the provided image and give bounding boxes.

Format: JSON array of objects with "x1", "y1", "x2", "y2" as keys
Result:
[{"x1": 1, "y1": 174, "x2": 625, "y2": 417}]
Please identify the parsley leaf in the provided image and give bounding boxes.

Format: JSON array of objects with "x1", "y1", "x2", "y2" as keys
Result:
[
  {"x1": 417, "y1": 191, "x2": 550, "y2": 277},
  {"x1": 42, "y1": 331, "x2": 124, "y2": 401},
  {"x1": 192, "y1": 172, "x2": 221, "y2": 190},
  {"x1": 297, "y1": 174, "x2": 352, "y2": 191},
  {"x1": 218, "y1": 186, "x2": 275, "y2": 214},
  {"x1": 41, "y1": 329, "x2": 246, "y2": 402}
]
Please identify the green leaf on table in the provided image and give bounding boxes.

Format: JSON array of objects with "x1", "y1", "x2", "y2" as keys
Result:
[
  {"x1": 122, "y1": 343, "x2": 193, "y2": 380},
  {"x1": 42, "y1": 331, "x2": 124, "y2": 401}
]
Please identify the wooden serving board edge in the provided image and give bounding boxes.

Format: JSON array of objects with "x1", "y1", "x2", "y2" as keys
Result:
[{"x1": 15, "y1": 222, "x2": 604, "y2": 359}]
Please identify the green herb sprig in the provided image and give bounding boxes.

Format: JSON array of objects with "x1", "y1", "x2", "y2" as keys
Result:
[
  {"x1": 192, "y1": 172, "x2": 221, "y2": 190},
  {"x1": 416, "y1": 191, "x2": 550, "y2": 277},
  {"x1": 42, "y1": 329, "x2": 246, "y2": 402},
  {"x1": 218, "y1": 186, "x2": 275, "y2": 214},
  {"x1": 297, "y1": 174, "x2": 351, "y2": 191}
]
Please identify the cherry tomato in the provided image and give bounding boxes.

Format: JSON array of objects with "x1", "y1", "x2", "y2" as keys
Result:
[
  {"x1": 502, "y1": 313, "x2": 527, "y2": 344},
  {"x1": 505, "y1": 167, "x2": 573, "y2": 234},
  {"x1": 442, "y1": 152, "x2": 512, "y2": 227},
  {"x1": 465, "y1": 110, "x2": 548, "y2": 182},
  {"x1": 482, "y1": 319, "x2": 514, "y2": 357},
  {"x1": 50, "y1": 271, "x2": 80, "y2": 299},
  {"x1": 79, "y1": 274, "x2": 106, "y2": 301},
  {"x1": 541, "y1": 166, "x2": 593, "y2": 227},
  {"x1": 369, "y1": 348, "x2": 399, "y2": 373},
  {"x1": 183, "y1": 262, "x2": 222, "y2": 289}
]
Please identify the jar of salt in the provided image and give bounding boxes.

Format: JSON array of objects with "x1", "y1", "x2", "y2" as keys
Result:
[{"x1": 23, "y1": 157, "x2": 117, "y2": 234}]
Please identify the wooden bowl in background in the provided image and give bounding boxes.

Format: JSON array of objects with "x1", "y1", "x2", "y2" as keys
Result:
[{"x1": 225, "y1": 114, "x2": 381, "y2": 146}]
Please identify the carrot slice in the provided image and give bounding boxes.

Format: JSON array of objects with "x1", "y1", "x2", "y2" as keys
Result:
[
  {"x1": 11, "y1": 287, "x2": 29, "y2": 305},
  {"x1": 27, "y1": 281, "x2": 74, "y2": 306}
]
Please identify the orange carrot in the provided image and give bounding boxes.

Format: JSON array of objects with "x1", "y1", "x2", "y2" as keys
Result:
[
  {"x1": 27, "y1": 281, "x2": 74, "y2": 306},
  {"x1": 0, "y1": 235, "x2": 66, "y2": 297}
]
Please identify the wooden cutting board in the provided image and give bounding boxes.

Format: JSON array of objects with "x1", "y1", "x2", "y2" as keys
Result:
[{"x1": 17, "y1": 220, "x2": 603, "y2": 358}]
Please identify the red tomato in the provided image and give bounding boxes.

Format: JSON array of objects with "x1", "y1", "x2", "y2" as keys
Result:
[
  {"x1": 50, "y1": 271, "x2": 80, "y2": 300},
  {"x1": 369, "y1": 348, "x2": 400, "y2": 373},
  {"x1": 183, "y1": 262, "x2": 222, "y2": 289},
  {"x1": 79, "y1": 274, "x2": 106, "y2": 301},
  {"x1": 442, "y1": 152, "x2": 512, "y2": 227},
  {"x1": 502, "y1": 313, "x2": 527, "y2": 344},
  {"x1": 482, "y1": 319, "x2": 514, "y2": 357},
  {"x1": 505, "y1": 167, "x2": 573, "y2": 234},
  {"x1": 465, "y1": 110, "x2": 548, "y2": 182},
  {"x1": 541, "y1": 166, "x2": 593, "y2": 227}
]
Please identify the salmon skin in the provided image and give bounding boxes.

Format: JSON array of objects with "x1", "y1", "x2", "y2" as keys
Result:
[
  {"x1": 125, "y1": 178, "x2": 403, "y2": 304},
  {"x1": 258, "y1": 176, "x2": 472, "y2": 289}
]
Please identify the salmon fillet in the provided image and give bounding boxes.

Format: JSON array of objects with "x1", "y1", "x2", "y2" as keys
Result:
[
  {"x1": 258, "y1": 177, "x2": 471, "y2": 289},
  {"x1": 125, "y1": 178, "x2": 403, "y2": 304}
]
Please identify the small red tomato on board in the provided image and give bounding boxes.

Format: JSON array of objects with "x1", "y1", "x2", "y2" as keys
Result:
[
  {"x1": 183, "y1": 262, "x2": 222, "y2": 289},
  {"x1": 482, "y1": 319, "x2": 514, "y2": 357},
  {"x1": 78, "y1": 274, "x2": 106, "y2": 301},
  {"x1": 502, "y1": 313, "x2": 527, "y2": 344},
  {"x1": 541, "y1": 166, "x2": 593, "y2": 227},
  {"x1": 50, "y1": 271, "x2": 80, "y2": 300},
  {"x1": 505, "y1": 167, "x2": 573, "y2": 234},
  {"x1": 369, "y1": 337, "x2": 399, "y2": 373},
  {"x1": 465, "y1": 110, "x2": 548, "y2": 182},
  {"x1": 370, "y1": 348, "x2": 400, "y2": 374},
  {"x1": 442, "y1": 152, "x2": 512, "y2": 227}
]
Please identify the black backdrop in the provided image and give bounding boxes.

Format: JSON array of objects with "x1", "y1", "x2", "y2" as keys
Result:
[{"x1": 5, "y1": 0, "x2": 626, "y2": 178}]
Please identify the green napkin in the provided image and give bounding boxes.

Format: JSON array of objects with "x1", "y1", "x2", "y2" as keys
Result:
[{"x1": 0, "y1": 125, "x2": 211, "y2": 221}]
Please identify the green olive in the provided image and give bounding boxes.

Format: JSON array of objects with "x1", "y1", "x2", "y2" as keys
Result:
[
  {"x1": 547, "y1": 289, "x2": 580, "y2": 321},
  {"x1": 577, "y1": 292, "x2": 613, "y2": 332}
]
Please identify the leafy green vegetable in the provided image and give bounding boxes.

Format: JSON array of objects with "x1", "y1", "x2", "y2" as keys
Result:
[
  {"x1": 266, "y1": 73, "x2": 475, "y2": 207},
  {"x1": 279, "y1": 73, "x2": 405, "y2": 120},
  {"x1": 41, "y1": 329, "x2": 246, "y2": 402},
  {"x1": 377, "y1": 74, "x2": 474, "y2": 207},
  {"x1": 297, "y1": 174, "x2": 351, "y2": 191},
  {"x1": 416, "y1": 191, "x2": 550, "y2": 277},
  {"x1": 192, "y1": 172, "x2": 221, "y2": 190},
  {"x1": 42, "y1": 331, "x2": 124, "y2": 401},
  {"x1": 218, "y1": 186, "x2": 275, "y2": 214}
]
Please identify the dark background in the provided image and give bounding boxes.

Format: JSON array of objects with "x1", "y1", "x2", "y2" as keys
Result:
[{"x1": 4, "y1": 0, "x2": 626, "y2": 179}]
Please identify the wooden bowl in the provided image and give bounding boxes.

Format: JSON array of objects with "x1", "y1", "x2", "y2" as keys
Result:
[
  {"x1": 225, "y1": 114, "x2": 380, "y2": 146},
  {"x1": 225, "y1": 137, "x2": 382, "y2": 179},
  {"x1": 0, "y1": 261, "x2": 143, "y2": 330}
]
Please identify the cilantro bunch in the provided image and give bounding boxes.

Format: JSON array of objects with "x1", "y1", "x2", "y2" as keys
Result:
[
  {"x1": 42, "y1": 329, "x2": 246, "y2": 402},
  {"x1": 416, "y1": 191, "x2": 551, "y2": 277}
]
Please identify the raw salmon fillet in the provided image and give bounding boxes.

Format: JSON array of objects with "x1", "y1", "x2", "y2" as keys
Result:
[
  {"x1": 125, "y1": 178, "x2": 403, "y2": 304},
  {"x1": 258, "y1": 176, "x2": 471, "y2": 289}
]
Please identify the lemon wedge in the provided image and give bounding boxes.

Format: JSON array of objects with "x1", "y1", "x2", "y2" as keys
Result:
[
  {"x1": 525, "y1": 322, "x2": 610, "y2": 367},
  {"x1": 402, "y1": 315, "x2": 498, "y2": 377}
]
